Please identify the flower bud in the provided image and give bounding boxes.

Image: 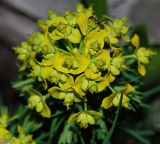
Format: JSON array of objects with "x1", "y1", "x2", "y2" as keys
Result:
[
  {"x1": 138, "y1": 56, "x2": 149, "y2": 64},
  {"x1": 121, "y1": 26, "x2": 128, "y2": 34},
  {"x1": 28, "y1": 95, "x2": 41, "y2": 109},
  {"x1": 113, "y1": 96, "x2": 119, "y2": 106},
  {"x1": 0, "y1": 114, "x2": 8, "y2": 128},
  {"x1": 64, "y1": 93, "x2": 75, "y2": 109},
  {"x1": 77, "y1": 113, "x2": 95, "y2": 128},
  {"x1": 110, "y1": 38, "x2": 119, "y2": 44},
  {"x1": 89, "y1": 82, "x2": 98, "y2": 93},
  {"x1": 110, "y1": 65, "x2": 120, "y2": 75},
  {"x1": 59, "y1": 92, "x2": 66, "y2": 99}
]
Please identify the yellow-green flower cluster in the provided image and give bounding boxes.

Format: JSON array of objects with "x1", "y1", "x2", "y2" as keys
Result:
[
  {"x1": 0, "y1": 125, "x2": 36, "y2": 144},
  {"x1": 14, "y1": 3, "x2": 155, "y2": 128},
  {"x1": 0, "y1": 111, "x2": 36, "y2": 144}
]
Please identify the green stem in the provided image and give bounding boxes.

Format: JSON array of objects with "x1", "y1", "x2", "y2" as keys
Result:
[
  {"x1": 56, "y1": 47, "x2": 70, "y2": 54},
  {"x1": 51, "y1": 111, "x2": 65, "y2": 118},
  {"x1": 43, "y1": 93, "x2": 50, "y2": 101},
  {"x1": 79, "y1": 38, "x2": 84, "y2": 54},
  {"x1": 124, "y1": 54, "x2": 136, "y2": 59},
  {"x1": 65, "y1": 41, "x2": 73, "y2": 52},
  {"x1": 12, "y1": 78, "x2": 34, "y2": 89},
  {"x1": 68, "y1": 42, "x2": 73, "y2": 49},
  {"x1": 66, "y1": 45, "x2": 72, "y2": 52},
  {"x1": 84, "y1": 102, "x2": 87, "y2": 111},
  {"x1": 108, "y1": 85, "x2": 115, "y2": 93}
]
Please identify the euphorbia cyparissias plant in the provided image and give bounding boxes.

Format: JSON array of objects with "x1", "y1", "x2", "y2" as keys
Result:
[{"x1": 14, "y1": 3, "x2": 155, "y2": 128}]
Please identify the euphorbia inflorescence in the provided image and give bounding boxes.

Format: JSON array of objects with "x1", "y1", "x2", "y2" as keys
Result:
[{"x1": 14, "y1": 3, "x2": 155, "y2": 128}]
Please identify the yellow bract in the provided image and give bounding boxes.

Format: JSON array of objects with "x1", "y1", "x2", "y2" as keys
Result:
[
  {"x1": 108, "y1": 52, "x2": 126, "y2": 76},
  {"x1": 96, "y1": 75, "x2": 110, "y2": 92},
  {"x1": 0, "y1": 125, "x2": 37, "y2": 144},
  {"x1": 17, "y1": 126, "x2": 36, "y2": 144},
  {"x1": 0, "y1": 126, "x2": 21, "y2": 144},
  {"x1": 68, "y1": 110, "x2": 102, "y2": 128},
  {"x1": 72, "y1": 74, "x2": 87, "y2": 97},
  {"x1": 40, "y1": 16, "x2": 82, "y2": 44},
  {"x1": 53, "y1": 50, "x2": 90, "y2": 74},
  {"x1": 77, "y1": 7, "x2": 93, "y2": 35},
  {"x1": 84, "y1": 63, "x2": 101, "y2": 80},
  {"x1": 101, "y1": 84, "x2": 135, "y2": 109},
  {"x1": 48, "y1": 87, "x2": 81, "y2": 109},
  {"x1": 136, "y1": 47, "x2": 155, "y2": 64},
  {"x1": 83, "y1": 30, "x2": 106, "y2": 56},
  {"x1": 131, "y1": 34, "x2": 139, "y2": 48},
  {"x1": 131, "y1": 34, "x2": 156, "y2": 76},
  {"x1": 94, "y1": 49, "x2": 110, "y2": 69},
  {"x1": 138, "y1": 63, "x2": 146, "y2": 76},
  {"x1": 28, "y1": 95, "x2": 51, "y2": 118}
]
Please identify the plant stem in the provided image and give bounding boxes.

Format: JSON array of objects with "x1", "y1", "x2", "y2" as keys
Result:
[
  {"x1": 108, "y1": 85, "x2": 115, "y2": 93},
  {"x1": 84, "y1": 102, "x2": 87, "y2": 111},
  {"x1": 124, "y1": 54, "x2": 136, "y2": 59}
]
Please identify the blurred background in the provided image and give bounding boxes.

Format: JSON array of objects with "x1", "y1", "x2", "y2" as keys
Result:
[{"x1": 0, "y1": 0, "x2": 160, "y2": 143}]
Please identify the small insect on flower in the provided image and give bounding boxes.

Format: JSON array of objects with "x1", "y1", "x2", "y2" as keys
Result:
[{"x1": 88, "y1": 15, "x2": 104, "y2": 29}]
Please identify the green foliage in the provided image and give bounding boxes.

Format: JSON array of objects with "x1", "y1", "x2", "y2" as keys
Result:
[
  {"x1": 84, "y1": 0, "x2": 107, "y2": 18},
  {"x1": 131, "y1": 24, "x2": 149, "y2": 46}
]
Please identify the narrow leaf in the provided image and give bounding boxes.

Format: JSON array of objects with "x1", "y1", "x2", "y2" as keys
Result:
[
  {"x1": 143, "y1": 86, "x2": 160, "y2": 98},
  {"x1": 102, "y1": 92, "x2": 123, "y2": 144},
  {"x1": 123, "y1": 128, "x2": 151, "y2": 144}
]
